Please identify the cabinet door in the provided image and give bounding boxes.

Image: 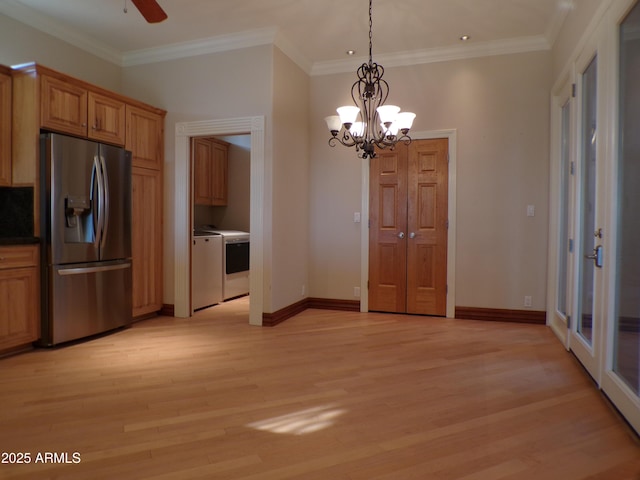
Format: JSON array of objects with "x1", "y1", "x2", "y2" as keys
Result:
[
  {"x1": 126, "y1": 105, "x2": 163, "y2": 170},
  {"x1": 40, "y1": 75, "x2": 87, "y2": 137},
  {"x1": 132, "y1": 166, "x2": 163, "y2": 317},
  {"x1": 0, "y1": 246, "x2": 39, "y2": 351},
  {"x1": 193, "y1": 137, "x2": 214, "y2": 205},
  {"x1": 211, "y1": 140, "x2": 228, "y2": 206},
  {"x1": 88, "y1": 91, "x2": 125, "y2": 145},
  {"x1": 0, "y1": 72, "x2": 10, "y2": 186}
]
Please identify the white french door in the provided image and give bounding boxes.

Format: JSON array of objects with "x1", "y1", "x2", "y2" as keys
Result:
[
  {"x1": 570, "y1": 49, "x2": 604, "y2": 382},
  {"x1": 600, "y1": 0, "x2": 640, "y2": 435},
  {"x1": 547, "y1": 82, "x2": 573, "y2": 349},
  {"x1": 549, "y1": 0, "x2": 640, "y2": 435}
]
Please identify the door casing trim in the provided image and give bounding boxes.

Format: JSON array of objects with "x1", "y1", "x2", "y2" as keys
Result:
[{"x1": 174, "y1": 116, "x2": 265, "y2": 326}]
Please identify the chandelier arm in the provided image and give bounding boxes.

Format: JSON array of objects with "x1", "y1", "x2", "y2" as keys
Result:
[
  {"x1": 397, "y1": 133, "x2": 413, "y2": 146},
  {"x1": 328, "y1": 131, "x2": 362, "y2": 149},
  {"x1": 326, "y1": 0, "x2": 414, "y2": 159}
]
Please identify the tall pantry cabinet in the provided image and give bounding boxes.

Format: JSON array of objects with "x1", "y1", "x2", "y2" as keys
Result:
[
  {"x1": 127, "y1": 106, "x2": 165, "y2": 318},
  {"x1": 11, "y1": 63, "x2": 166, "y2": 319}
]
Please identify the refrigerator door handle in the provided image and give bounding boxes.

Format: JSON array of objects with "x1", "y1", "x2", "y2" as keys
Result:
[
  {"x1": 89, "y1": 157, "x2": 100, "y2": 247},
  {"x1": 94, "y1": 154, "x2": 105, "y2": 250},
  {"x1": 99, "y1": 153, "x2": 110, "y2": 252},
  {"x1": 57, "y1": 263, "x2": 130, "y2": 276}
]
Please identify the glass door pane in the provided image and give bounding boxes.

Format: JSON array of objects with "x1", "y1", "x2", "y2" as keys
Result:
[
  {"x1": 615, "y1": 5, "x2": 640, "y2": 395},
  {"x1": 577, "y1": 56, "x2": 598, "y2": 346},
  {"x1": 557, "y1": 101, "x2": 571, "y2": 316}
]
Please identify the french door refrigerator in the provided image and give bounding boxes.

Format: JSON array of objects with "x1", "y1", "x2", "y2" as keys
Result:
[{"x1": 40, "y1": 133, "x2": 132, "y2": 346}]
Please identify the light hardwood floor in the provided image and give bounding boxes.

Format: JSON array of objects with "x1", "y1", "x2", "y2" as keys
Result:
[{"x1": 0, "y1": 298, "x2": 638, "y2": 479}]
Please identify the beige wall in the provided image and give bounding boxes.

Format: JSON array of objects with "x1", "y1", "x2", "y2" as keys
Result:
[
  {"x1": 2, "y1": 9, "x2": 555, "y2": 314},
  {"x1": 121, "y1": 46, "x2": 273, "y2": 306},
  {"x1": 270, "y1": 47, "x2": 310, "y2": 311},
  {"x1": 0, "y1": 14, "x2": 121, "y2": 92},
  {"x1": 551, "y1": 0, "x2": 604, "y2": 81},
  {"x1": 122, "y1": 45, "x2": 310, "y2": 314},
  {"x1": 310, "y1": 51, "x2": 552, "y2": 311}
]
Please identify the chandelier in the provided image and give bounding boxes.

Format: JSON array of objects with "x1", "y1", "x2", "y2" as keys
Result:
[{"x1": 325, "y1": 0, "x2": 415, "y2": 159}]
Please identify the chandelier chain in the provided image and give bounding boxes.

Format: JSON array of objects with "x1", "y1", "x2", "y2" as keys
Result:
[{"x1": 368, "y1": 0, "x2": 373, "y2": 65}]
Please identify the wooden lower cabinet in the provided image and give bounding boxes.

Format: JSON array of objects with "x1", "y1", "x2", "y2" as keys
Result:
[
  {"x1": 132, "y1": 167, "x2": 163, "y2": 317},
  {"x1": 0, "y1": 245, "x2": 39, "y2": 352}
]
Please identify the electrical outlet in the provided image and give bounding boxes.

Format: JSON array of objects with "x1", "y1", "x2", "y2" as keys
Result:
[
  {"x1": 527, "y1": 205, "x2": 535, "y2": 217},
  {"x1": 524, "y1": 295, "x2": 532, "y2": 308},
  {"x1": 354, "y1": 287, "x2": 361, "y2": 298}
]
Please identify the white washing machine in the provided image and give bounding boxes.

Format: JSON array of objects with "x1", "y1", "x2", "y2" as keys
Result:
[
  {"x1": 191, "y1": 234, "x2": 223, "y2": 310},
  {"x1": 196, "y1": 227, "x2": 249, "y2": 300}
]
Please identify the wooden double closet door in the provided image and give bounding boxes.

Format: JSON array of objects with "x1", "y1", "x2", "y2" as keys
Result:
[{"x1": 369, "y1": 138, "x2": 449, "y2": 316}]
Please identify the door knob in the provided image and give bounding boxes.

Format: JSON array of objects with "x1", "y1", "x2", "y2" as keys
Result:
[
  {"x1": 409, "y1": 232, "x2": 416, "y2": 239},
  {"x1": 398, "y1": 232, "x2": 405, "y2": 239}
]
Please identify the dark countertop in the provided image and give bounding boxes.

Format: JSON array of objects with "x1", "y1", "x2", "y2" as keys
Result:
[{"x1": 0, "y1": 237, "x2": 40, "y2": 246}]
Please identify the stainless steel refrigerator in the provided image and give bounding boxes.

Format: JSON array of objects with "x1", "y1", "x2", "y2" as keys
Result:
[{"x1": 40, "y1": 133, "x2": 132, "y2": 346}]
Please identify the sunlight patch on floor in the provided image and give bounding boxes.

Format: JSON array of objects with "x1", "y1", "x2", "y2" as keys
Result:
[{"x1": 246, "y1": 404, "x2": 346, "y2": 435}]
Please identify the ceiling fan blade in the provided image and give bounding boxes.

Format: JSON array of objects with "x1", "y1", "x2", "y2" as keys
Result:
[{"x1": 130, "y1": 0, "x2": 168, "y2": 23}]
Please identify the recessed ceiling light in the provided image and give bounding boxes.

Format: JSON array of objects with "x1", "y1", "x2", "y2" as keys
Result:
[
  {"x1": 346, "y1": 50, "x2": 356, "y2": 56},
  {"x1": 460, "y1": 35, "x2": 470, "y2": 41}
]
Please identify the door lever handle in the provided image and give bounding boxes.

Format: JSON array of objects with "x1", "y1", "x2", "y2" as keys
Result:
[{"x1": 584, "y1": 245, "x2": 603, "y2": 268}]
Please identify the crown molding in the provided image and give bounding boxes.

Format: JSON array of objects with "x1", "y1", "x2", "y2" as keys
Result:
[
  {"x1": 0, "y1": 0, "x2": 122, "y2": 65},
  {"x1": 311, "y1": 35, "x2": 551, "y2": 76},
  {"x1": 1, "y1": 0, "x2": 553, "y2": 75},
  {"x1": 122, "y1": 27, "x2": 279, "y2": 67}
]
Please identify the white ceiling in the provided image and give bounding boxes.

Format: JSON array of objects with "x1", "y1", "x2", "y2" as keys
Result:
[{"x1": 0, "y1": 0, "x2": 572, "y2": 74}]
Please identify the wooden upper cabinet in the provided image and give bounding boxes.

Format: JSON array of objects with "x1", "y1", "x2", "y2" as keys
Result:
[
  {"x1": 126, "y1": 105, "x2": 163, "y2": 170},
  {"x1": 0, "y1": 69, "x2": 11, "y2": 186},
  {"x1": 193, "y1": 137, "x2": 228, "y2": 206},
  {"x1": 40, "y1": 74, "x2": 88, "y2": 138},
  {"x1": 41, "y1": 75, "x2": 127, "y2": 145},
  {"x1": 210, "y1": 140, "x2": 228, "y2": 206},
  {"x1": 193, "y1": 138, "x2": 214, "y2": 205},
  {"x1": 88, "y1": 91, "x2": 126, "y2": 145}
]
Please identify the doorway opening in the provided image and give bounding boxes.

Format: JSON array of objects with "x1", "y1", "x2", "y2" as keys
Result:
[
  {"x1": 191, "y1": 134, "x2": 251, "y2": 314},
  {"x1": 174, "y1": 116, "x2": 265, "y2": 325}
]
